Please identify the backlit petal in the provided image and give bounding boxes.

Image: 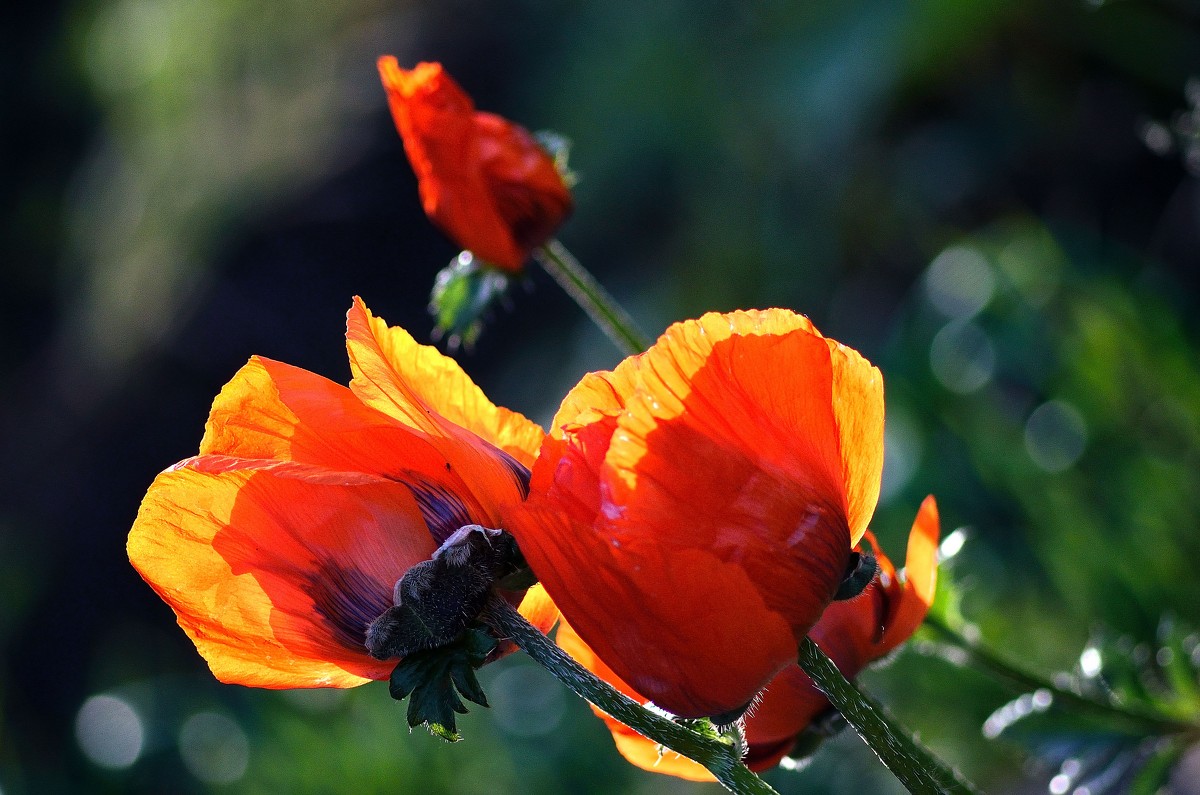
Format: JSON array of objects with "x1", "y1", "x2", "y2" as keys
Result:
[
  {"x1": 555, "y1": 620, "x2": 713, "y2": 782},
  {"x1": 826, "y1": 339, "x2": 885, "y2": 543},
  {"x1": 474, "y1": 112, "x2": 574, "y2": 256},
  {"x1": 514, "y1": 504, "x2": 798, "y2": 719},
  {"x1": 377, "y1": 58, "x2": 521, "y2": 269},
  {"x1": 881, "y1": 495, "x2": 940, "y2": 650},
  {"x1": 514, "y1": 583, "x2": 558, "y2": 635},
  {"x1": 129, "y1": 458, "x2": 438, "y2": 688},
  {"x1": 346, "y1": 298, "x2": 542, "y2": 462},
  {"x1": 345, "y1": 299, "x2": 538, "y2": 525},
  {"x1": 199, "y1": 355, "x2": 451, "y2": 478},
  {"x1": 517, "y1": 309, "x2": 886, "y2": 718}
]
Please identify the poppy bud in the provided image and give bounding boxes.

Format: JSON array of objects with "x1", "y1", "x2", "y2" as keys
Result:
[{"x1": 379, "y1": 58, "x2": 574, "y2": 274}]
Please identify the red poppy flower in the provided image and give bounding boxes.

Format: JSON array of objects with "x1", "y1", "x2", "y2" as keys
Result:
[
  {"x1": 511, "y1": 309, "x2": 886, "y2": 718},
  {"x1": 378, "y1": 57, "x2": 573, "y2": 273},
  {"x1": 128, "y1": 297, "x2": 556, "y2": 688},
  {"x1": 557, "y1": 496, "x2": 940, "y2": 781}
]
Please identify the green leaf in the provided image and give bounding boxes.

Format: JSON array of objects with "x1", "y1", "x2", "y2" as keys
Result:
[
  {"x1": 979, "y1": 615, "x2": 1200, "y2": 794},
  {"x1": 1129, "y1": 738, "x2": 1186, "y2": 795}
]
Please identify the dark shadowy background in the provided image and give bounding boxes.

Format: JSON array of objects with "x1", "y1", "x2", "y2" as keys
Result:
[{"x1": 3, "y1": 1, "x2": 1199, "y2": 792}]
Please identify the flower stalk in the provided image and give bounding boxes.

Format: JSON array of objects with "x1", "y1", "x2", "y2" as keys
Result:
[
  {"x1": 796, "y1": 637, "x2": 978, "y2": 794},
  {"x1": 534, "y1": 240, "x2": 652, "y2": 356},
  {"x1": 921, "y1": 615, "x2": 1200, "y2": 737},
  {"x1": 481, "y1": 595, "x2": 780, "y2": 795}
]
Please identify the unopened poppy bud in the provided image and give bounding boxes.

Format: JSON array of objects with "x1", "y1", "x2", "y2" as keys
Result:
[
  {"x1": 429, "y1": 251, "x2": 513, "y2": 348},
  {"x1": 378, "y1": 58, "x2": 574, "y2": 274}
]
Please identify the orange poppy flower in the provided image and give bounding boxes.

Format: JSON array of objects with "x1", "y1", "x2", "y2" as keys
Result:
[
  {"x1": 128, "y1": 297, "x2": 556, "y2": 688},
  {"x1": 557, "y1": 496, "x2": 940, "y2": 781},
  {"x1": 378, "y1": 57, "x2": 573, "y2": 273},
  {"x1": 511, "y1": 309, "x2": 886, "y2": 719}
]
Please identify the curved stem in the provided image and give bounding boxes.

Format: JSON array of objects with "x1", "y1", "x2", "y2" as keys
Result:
[
  {"x1": 534, "y1": 240, "x2": 653, "y2": 356},
  {"x1": 481, "y1": 596, "x2": 779, "y2": 795},
  {"x1": 797, "y1": 637, "x2": 979, "y2": 795},
  {"x1": 921, "y1": 615, "x2": 1200, "y2": 736}
]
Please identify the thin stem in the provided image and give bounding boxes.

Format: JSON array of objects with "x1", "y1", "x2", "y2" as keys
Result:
[
  {"x1": 533, "y1": 240, "x2": 653, "y2": 356},
  {"x1": 921, "y1": 615, "x2": 1200, "y2": 736},
  {"x1": 797, "y1": 637, "x2": 979, "y2": 795},
  {"x1": 481, "y1": 595, "x2": 779, "y2": 795}
]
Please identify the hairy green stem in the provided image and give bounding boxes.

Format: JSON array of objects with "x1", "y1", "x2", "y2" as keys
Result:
[
  {"x1": 481, "y1": 596, "x2": 779, "y2": 795},
  {"x1": 921, "y1": 615, "x2": 1200, "y2": 736},
  {"x1": 534, "y1": 240, "x2": 652, "y2": 356},
  {"x1": 797, "y1": 637, "x2": 979, "y2": 794}
]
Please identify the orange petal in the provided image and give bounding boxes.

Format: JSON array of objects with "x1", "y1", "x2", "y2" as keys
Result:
[
  {"x1": 195, "y1": 352, "x2": 509, "y2": 544},
  {"x1": 555, "y1": 620, "x2": 714, "y2": 782},
  {"x1": 473, "y1": 112, "x2": 573, "y2": 255},
  {"x1": 826, "y1": 338, "x2": 885, "y2": 544},
  {"x1": 518, "y1": 309, "x2": 886, "y2": 717},
  {"x1": 881, "y1": 495, "x2": 940, "y2": 650},
  {"x1": 345, "y1": 298, "x2": 539, "y2": 529},
  {"x1": 513, "y1": 504, "x2": 798, "y2": 718},
  {"x1": 377, "y1": 58, "x2": 539, "y2": 271},
  {"x1": 199, "y1": 355, "x2": 451, "y2": 478},
  {"x1": 600, "y1": 311, "x2": 853, "y2": 642},
  {"x1": 741, "y1": 664, "x2": 829, "y2": 750},
  {"x1": 345, "y1": 298, "x2": 542, "y2": 462},
  {"x1": 129, "y1": 459, "x2": 438, "y2": 688},
  {"x1": 514, "y1": 583, "x2": 558, "y2": 635}
]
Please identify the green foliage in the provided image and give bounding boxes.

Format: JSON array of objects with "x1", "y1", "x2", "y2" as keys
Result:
[{"x1": 983, "y1": 616, "x2": 1200, "y2": 794}]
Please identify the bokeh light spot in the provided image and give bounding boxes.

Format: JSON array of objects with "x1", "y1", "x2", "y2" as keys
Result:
[
  {"x1": 1079, "y1": 647, "x2": 1102, "y2": 677},
  {"x1": 1024, "y1": 400, "x2": 1087, "y2": 473},
  {"x1": 939, "y1": 529, "x2": 967, "y2": 561},
  {"x1": 75, "y1": 694, "x2": 145, "y2": 769},
  {"x1": 930, "y1": 321, "x2": 995, "y2": 393},
  {"x1": 179, "y1": 712, "x2": 250, "y2": 785},
  {"x1": 924, "y1": 245, "x2": 995, "y2": 319}
]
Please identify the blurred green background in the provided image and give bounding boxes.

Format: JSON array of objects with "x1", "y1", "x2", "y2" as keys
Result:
[{"x1": 3, "y1": 0, "x2": 1199, "y2": 792}]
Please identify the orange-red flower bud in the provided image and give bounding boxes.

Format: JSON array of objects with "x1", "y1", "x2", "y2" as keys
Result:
[{"x1": 378, "y1": 58, "x2": 573, "y2": 272}]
